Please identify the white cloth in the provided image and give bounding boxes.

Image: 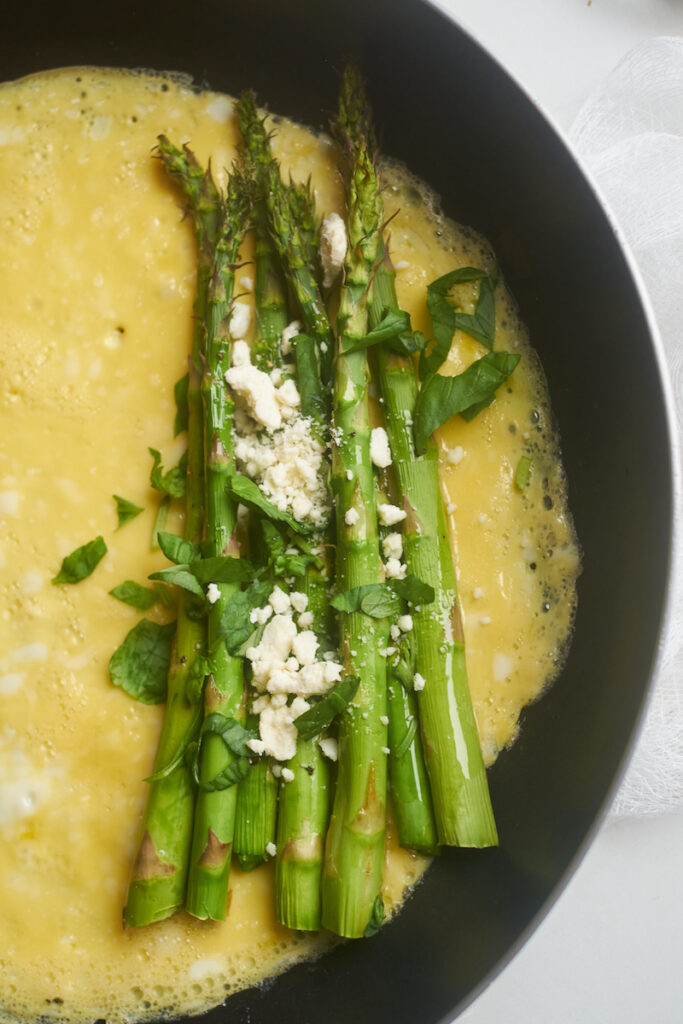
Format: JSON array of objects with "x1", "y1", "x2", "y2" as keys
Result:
[{"x1": 569, "y1": 37, "x2": 683, "y2": 817}]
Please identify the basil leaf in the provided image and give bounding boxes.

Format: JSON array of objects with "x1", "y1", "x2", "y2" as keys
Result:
[
  {"x1": 157, "y1": 531, "x2": 200, "y2": 566},
  {"x1": 185, "y1": 653, "x2": 213, "y2": 705},
  {"x1": 228, "y1": 474, "x2": 311, "y2": 534},
  {"x1": 294, "y1": 675, "x2": 360, "y2": 740},
  {"x1": 420, "y1": 266, "x2": 497, "y2": 380},
  {"x1": 200, "y1": 756, "x2": 251, "y2": 792},
  {"x1": 190, "y1": 555, "x2": 255, "y2": 585},
  {"x1": 363, "y1": 895, "x2": 385, "y2": 938},
  {"x1": 414, "y1": 351, "x2": 520, "y2": 452},
  {"x1": 341, "y1": 308, "x2": 411, "y2": 354},
  {"x1": 203, "y1": 712, "x2": 256, "y2": 757},
  {"x1": 391, "y1": 574, "x2": 435, "y2": 607},
  {"x1": 453, "y1": 274, "x2": 497, "y2": 349},
  {"x1": 109, "y1": 619, "x2": 176, "y2": 704},
  {"x1": 114, "y1": 494, "x2": 143, "y2": 530},
  {"x1": 149, "y1": 447, "x2": 188, "y2": 498},
  {"x1": 52, "y1": 536, "x2": 107, "y2": 584},
  {"x1": 330, "y1": 584, "x2": 382, "y2": 615},
  {"x1": 148, "y1": 565, "x2": 204, "y2": 598},
  {"x1": 389, "y1": 327, "x2": 426, "y2": 357},
  {"x1": 218, "y1": 580, "x2": 273, "y2": 655},
  {"x1": 109, "y1": 580, "x2": 157, "y2": 610},
  {"x1": 514, "y1": 454, "x2": 532, "y2": 492},
  {"x1": 393, "y1": 717, "x2": 418, "y2": 760},
  {"x1": 173, "y1": 372, "x2": 189, "y2": 436},
  {"x1": 360, "y1": 588, "x2": 402, "y2": 619}
]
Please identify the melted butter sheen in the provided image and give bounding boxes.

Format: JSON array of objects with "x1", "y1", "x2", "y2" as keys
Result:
[{"x1": 0, "y1": 69, "x2": 579, "y2": 1023}]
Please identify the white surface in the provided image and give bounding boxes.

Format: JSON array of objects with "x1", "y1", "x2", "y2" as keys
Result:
[{"x1": 433, "y1": 1, "x2": 683, "y2": 1021}]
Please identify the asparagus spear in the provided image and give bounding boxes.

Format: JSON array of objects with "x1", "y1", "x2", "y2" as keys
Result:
[
  {"x1": 231, "y1": 121, "x2": 285, "y2": 870},
  {"x1": 185, "y1": 169, "x2": 250, "y2": 920},
  {"x1": 236, "y1": 93, "x2": 334, "y2": 929},
  {"x1": 123, "y1": 140, "x2": 221, "y2": 927},
  {"x1": 320, "y1": 71, "x2": 390, "y2": 939},
  {"x1": 342, "y1": 70, "x2": 497, "y2": 847}
]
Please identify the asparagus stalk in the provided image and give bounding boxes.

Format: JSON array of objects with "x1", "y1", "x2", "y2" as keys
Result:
[
  {"x1": 123, "y1": 140, "x2": 220, "y2": 927},
  {"x1": 321, "y1": 70, "x2": 389, "y2": 939},
  {"x1": 353, "y1": 90, "x2": 498, "y2": 845},
  {"x1": 236, "y1": 91, "x2": 335, "y2": 929},
  {"x1": 231, "y1": 122, "x2": 285, "y2": 870},
  {"x1": 185, "y1": 169, "x2": 250, "y2": 920}
]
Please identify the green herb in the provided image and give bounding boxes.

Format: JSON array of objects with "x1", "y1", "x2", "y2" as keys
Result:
[
  {"x1": 420, "y1": 266, "x2": 497, "y2": 380},
  {"x1": 190, "y1": 712, "x2": 257, "y2": 792},
  {"x1": 52, "y1": 536, "x2": 107, "y2": 584},
  {"x1": 363, "y1": 894, "x2": 385, "y2": 938},
  {"x1": 217, "y1": 579, "x2": 273, "y2": 655},
  {"x1": 514, "y1": 454, "x2": 532, "y2": 492},
  {"x1": 340, "y1": 308, "x2": 411, "y2": 354},
  {"x1": 185, "y1": 653, "x2": 213, "y2": 705},
  {"x1": 151, "y1": 494, "x2": 170, "y2": 551},
  {"x1": 414, "y1": 350, "x2": 520, "y2": 452},
  {"x1": 149, "y1": 447, "x2": 188, "y2": 498},
  {"x1": 228, "y1": 474, "x2": 311, "y2": 534},
  {"x1": 148, "y1": 565, "x2": 205, "y2": 598},
  {"x1": 157, "y1": 531, "x2": 200, "y2": 566},
  {"x1": 294, "y1": 334, "x2": 327, "y2": 423},
  {"x1": 113, "y1": 494, "x2": 143, "y2": 530},
  {"x1": 294, "y1": 675, "x2": 361, "y2": 740},
  {"x1": 109, "y1": 580, "x2": 157, "y2": 610},
  {"x1": 173, "y1": 372, "x2": 189, "y2": 436},
  {"x1": 189, "y1": 555, "x2": 255, "y2": 585},
  {"x1": 391, "y1": 574, "x2": 436, "y2": 607},
  {"x1": 198, "y1": 758, "x2": 251, "y2": 792},
  {"x1": 109, "y1": 619, "x2": 176, "y2": 704}
]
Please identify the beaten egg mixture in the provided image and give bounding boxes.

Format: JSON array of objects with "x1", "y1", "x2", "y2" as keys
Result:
[{"x1": 0, "y1": 68, "x2": 579, "y2": 1023}]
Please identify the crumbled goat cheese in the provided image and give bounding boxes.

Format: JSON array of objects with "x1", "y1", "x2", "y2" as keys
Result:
[
  {"x1": 345, "y1": 507, "x2": 360, "y2": 526},
  {"x1": 292, "y1": 630, "x2": 319, "y2": 667},
  {"x1": 370, "y1": 426, "x2": 392, "y2": 468},
  {"x1": 270, "y1": 367, "x2": 283, "y2": 385},
  {"x1": 258, "y1": 695, "x2": 310, "y2": 761},
  {"x1": 271, "y1": 763, "x2": 282, "y2": 778},
  {"x1": 206, "y1": 583, "x2": 221, "y2": 605},
  {"x1": 381, "y1": 746, "x2": 391, "y2": 755},
  {"x1": 446, "y1": 501, "x2": 456, "y2": 514},
  {"x1": 320, "y1": 212, "x2": 347, "y2": 288},
  {"x1": 493, "y1": 653, "x2": 514, "y2": 681},
  {"x1": 266, "y1": 841, "x2": 277, "y2": 857},
  {"x1": 346, "y1": 469, "x2": 353, "y2": 481},
  {"x1": 379, "y1": 715, "x2": 389, "y2": 726},
  {"x1": 251, "y1": 695, "x2": 269, "y2": 715},
  {"x1": 378, "y1": 503, "x2": 406, "y2": 526},
  {"x1": 382, "y1": 532, "x2": 403, "y2": 560},
  {"x1": 473, "y1": 587, "x2": 485, "y2": 600},
  {"x1": 280, "y1": 320, "x2": 302, "y2": 355},
  {"x1": 240, "y1": 275, "x2": 253, "y2": 292},
  {"x1": 290, "y1": 591, "x2": 308, "y2": 613},
  {"x1": 385, "y1": 557, "x2": 407, "y2": 580},
  {"x1": 390, "y1": 624, "x2": 401, "y2": 641},
  {"x1": 250, "y1": 604, "x2": 274, "y2": 625},
  {"x1": 318, "y1": 736, "x2": 338, "y2": 761},
  {"x1": 233, "y1": 413, "x2": 330, "y2": 527},
  {"x1": 397, "y1": 614, "x2": 413, "y2": 632},
  {"x1": 413, "y1": 672, "x2": 426, "y2": 691},
  {"x1": 269, "y1": 586, "x2": 291, "y2": 615},
  {"x1": 281, "y1": 767, "x2": 295, "y2": 783},
  {"x1": 394, "y1": 260, "x2": 410, "y2": 270},
  {"x1": 446, "y1": 445, "x2": 464, "y2": 465},
  {"x1": 229, "y1": 301, "x2": 252, "y2": 340},
  {"x1": 297, "y1": 611, "x2": 314, "y2": 628},
  {"x1": 480, "y1": 616, "x2": 492, "y2": 626},
  {"x1": 247, "y1": 738, "x2": 266, "y2": 755},
  {"x1": 226, "y1": 361, "x2": 282, "y2": 431}
]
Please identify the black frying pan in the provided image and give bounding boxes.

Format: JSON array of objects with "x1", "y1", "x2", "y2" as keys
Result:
[{"x1": 3, "y1": 1, "x2": 673, "y2": 1021}]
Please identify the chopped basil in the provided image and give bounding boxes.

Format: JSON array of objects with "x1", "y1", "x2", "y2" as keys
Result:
[
  {"x1": 109, "y1": 619, "x2": 176, "y2": 704},
  {"x1": 109, "y1": 580, "x2": 157, "y2": 610},
  {"x1": 149, "y1": 447, "x2": 188, "y2": 498},
  {"x1": 228, "y1": 474, "x2": 311, "y2": 534},
  {"x1": 294, "y1": 675, "x2": 360, "y2": 740},
  {"x1": 331, "y1": 576, "x2": 433, "y2": 618},
  {"x1": 190, "y1": 555, "x2": 255, "y2": 585},
  {"x1": 148, "y1": 565, "x2": 205, "y2": 598},
  {"x1": 52, "y1": 536, "x2": 107, "y2": 584},
  {"x1": 189, "y1": 712, "x2": 257, "y2": 792},
  {"x1": 113, "y1": 494, "x2": 143, "y2": 529},
  {"x1": 217, "y1": 579, "x2": 273, "y2": 655},
  {"x1": 341, "y1": 308, "x2": 411, "y2": 354},
  {"x1": 414, "y1": 350, "x2": 520, "y2": 453},
  {"x1": 391, "y1": 574, "x2": 435, "y2": 607},
  {"x1": 173, "y1": 372, "x2": 189, "y2": 436},
  {"x1": 514, "y1": 454, "x2": 532, "y2": 492},
  {"x1": 420, "y1": 266, "x2": 497, "y2": 381},
  {"x1": 157, "y1": 531, "x2": 200, "y2": 566}
]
